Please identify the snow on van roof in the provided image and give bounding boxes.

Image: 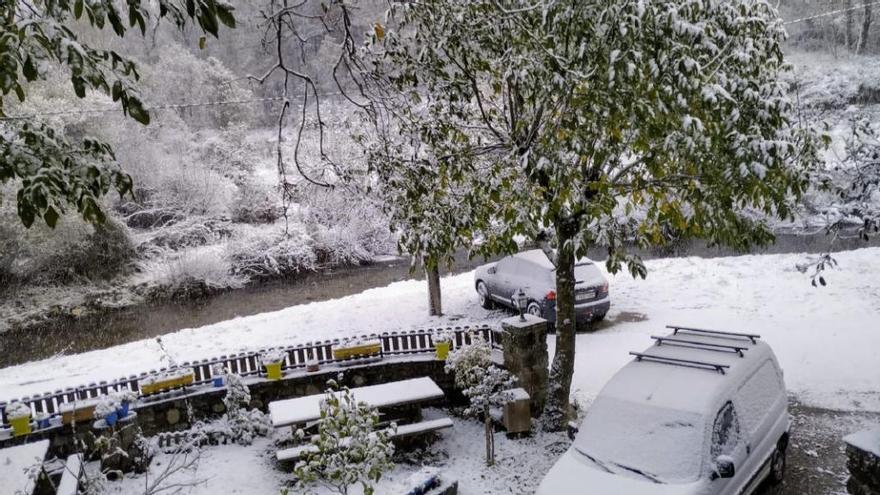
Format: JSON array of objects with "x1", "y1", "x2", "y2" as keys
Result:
[
  {"x1": 513, "y1": 249, "x2": 594, "y2": 269},
  {"x1": 598, "y1": 329, "x2": 775, "y2": 415}
]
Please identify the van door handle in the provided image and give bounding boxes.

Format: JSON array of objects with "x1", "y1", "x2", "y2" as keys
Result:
[{"x1": 746, "y1": 444, "x2": 751, "y2": 456}]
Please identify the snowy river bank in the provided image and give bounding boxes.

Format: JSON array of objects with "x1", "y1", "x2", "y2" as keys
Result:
[
  {"x1": 2, "y1": 230, "x2": 878, "y2": 367},
  {"x1": 1, "y1": 247, "x2": 878, "y2": 415}
]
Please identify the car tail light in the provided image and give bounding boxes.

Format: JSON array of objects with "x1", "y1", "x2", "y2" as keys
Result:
[
  {"x1": 601, "y1": 282, "x2": 609, "y2": 293},
  {"x1": 545, "y1": 290, "x2": 556, "y2": 301}
]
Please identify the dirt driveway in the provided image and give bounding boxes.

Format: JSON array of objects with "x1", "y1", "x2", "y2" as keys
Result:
[{"x1": 756, "y1": 401, "x2": 879, "y2": 495}]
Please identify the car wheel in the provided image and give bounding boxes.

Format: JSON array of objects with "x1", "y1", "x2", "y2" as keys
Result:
[
  {"x1": 476, "y1": 281, "x2": 494, "y2": 309},
  {"x1": 526, "y1": 301, "x2": 543, "y2": 318},
  {"x1": 769, "y1": 440, "x2": 787, "y2": 484}
]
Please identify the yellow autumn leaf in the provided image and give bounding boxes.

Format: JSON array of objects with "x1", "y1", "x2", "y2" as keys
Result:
[{"x1": 374, "y1": 23, "x2": 385, "y2": 40}]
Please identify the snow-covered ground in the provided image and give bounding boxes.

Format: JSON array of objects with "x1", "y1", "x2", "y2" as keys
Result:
[
  {"x1": 100, "y1": 412, "x2": 567, "y2": 495},
  {"x1": 2, "y1": 249, "x2": 879, "y2": 412}
]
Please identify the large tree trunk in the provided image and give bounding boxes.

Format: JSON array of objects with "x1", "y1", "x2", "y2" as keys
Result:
[
  {"x1": 425, "y1": 260, "x2": 442, "y2": 316},
  {"x1": 846, "y1": 0, "x2": 854, "y2": 49},
  {"x1": 542, "y1": 218, "x2": 578, "y2": 431},
  {"x1": 858, "y1": 4, "x2": 873, "y2": 54}
]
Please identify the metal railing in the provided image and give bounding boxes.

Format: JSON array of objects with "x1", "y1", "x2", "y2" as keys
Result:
[{"x1": 0, "y1": 325, "x2": 502, "y2": 427}]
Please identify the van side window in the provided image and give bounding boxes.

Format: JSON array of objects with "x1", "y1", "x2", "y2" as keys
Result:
[
  {"x1": 735, "y1": 361, "x2": 784, "y2": 435},
  {"x1": 711, "y1": 401, "x2": 741, "y2": 458}
]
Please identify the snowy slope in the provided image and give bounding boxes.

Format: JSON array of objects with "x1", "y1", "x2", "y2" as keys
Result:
[{"x1": 1, "y1": 249, "x2": 878, "y2": 412}]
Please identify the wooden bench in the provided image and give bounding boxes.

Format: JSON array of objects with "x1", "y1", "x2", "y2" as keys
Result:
[
  {"x1": 276, "y1": 417, "x2": 453, "y2": 462},
  {"x1": 56, "y1": 453, "x2": 84, "y2": 495}
]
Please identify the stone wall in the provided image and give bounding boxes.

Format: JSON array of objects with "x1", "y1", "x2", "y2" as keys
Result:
[
  {"x1": 845, "y1": 429, "x2": 880, "y2": 495},
  {"x1": 1, "y1": 355, "x2": 463, "y2": 460}
]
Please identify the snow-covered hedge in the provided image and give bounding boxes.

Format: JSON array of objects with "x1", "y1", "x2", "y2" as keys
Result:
[
  {"x1": 226, "y1": 225, "x2": 317, "y2": 279},
  {"x1": 136, "y1": 245, "x2": 247, "y2": 299},
  {"x1": 303, "y1": 190, "x2": 396, "y2": 266},
  {"x1": 0, "y1": 195, "x2": 136, "y2": 284}
]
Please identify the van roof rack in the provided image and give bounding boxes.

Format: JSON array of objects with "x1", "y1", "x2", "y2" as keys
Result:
[
  {"x1": 666, "y1": 325, "x2": 761, "y2": 344},
  {"x1": 629, "y1": 352, "x2": 730, "y2": 374},
  {"x1": 651, "y1": 335, "x2": 749, "y2": 357}
]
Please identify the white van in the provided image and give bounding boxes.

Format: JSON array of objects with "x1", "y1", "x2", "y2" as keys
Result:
[{"x1": 537, "y1": 326, "x2": 789, "y2": 495}]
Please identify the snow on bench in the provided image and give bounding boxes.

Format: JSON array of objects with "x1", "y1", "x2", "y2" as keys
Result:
[
  {"x1": 269, "y1": 377, "x2": 445, "y2": 428},
  {"x1": 276, "y1": 417, "x2": 454, "y2": 462},
  {"x1": 56, "y1": 453, "x2": 84, "y2": 495}
]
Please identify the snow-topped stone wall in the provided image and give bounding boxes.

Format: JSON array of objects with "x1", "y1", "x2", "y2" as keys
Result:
[{"x1": 844, "y1": 428, "x2": 880, "y2": 495}]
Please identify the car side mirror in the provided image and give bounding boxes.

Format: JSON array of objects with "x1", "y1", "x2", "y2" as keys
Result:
[
  {"x1": 567, "y1": 421, "x2": 579, "y2": 441},
  {"x1": 487, "y1": 267, "x2": 496, "y2": 275},
  {"x1": 713, "y1": 456, "x2": 735, "y2": 480}
]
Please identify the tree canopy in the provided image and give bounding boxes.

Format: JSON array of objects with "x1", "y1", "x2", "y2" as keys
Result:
[
  {"x1": 0, "y1": 0, "x2": 235, "y2": 228},
  {"x1": 359, "y1": 0, "x2": 824, "y2": 428}
]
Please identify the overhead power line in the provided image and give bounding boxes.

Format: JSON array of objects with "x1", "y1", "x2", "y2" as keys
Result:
[
  {"x1": 783, "y1": 1, "x2": 880, "y2": 26},
  {"x1": 0, "y1": 92, "x2": 346, "y2": 121}
]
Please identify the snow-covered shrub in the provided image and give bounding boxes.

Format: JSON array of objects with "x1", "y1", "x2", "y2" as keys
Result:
[
  {"x1": 230, "y1": 180, "x2": 280, "y2": 224},
  {"x1": 136, "y1": 246, "x2": 246, "y2": 299},
  {"x1": 444, "y1": 334, "x2": 494, "y2": 391},
  {"x1": 226, "y1": 225, "x2": 317, "y2": 279},
  {"x1": 142, "y1": 43, "x2": 256, "y2": 129},
  {"x1": 303, "y1": 189, "x2": 395, "y2": 266},
  {"x1": 214, "y1": 372, "x2": 271, "y2": 446},
  {"x1": 294, "y1": 378, "x2": 395, "y2": 495},
  {"x1": 195, "y1": 126, "x2": 265, "y2": 184},
  {"x1": 152, "y1": 164, "x2": 236, "y2": 220},
  {"x1": 134, "y1": 217, "x2": 233, "y2": 252},
  {"x1": 0, "y1": 198, "x2": 135, "y2": 284},
  {"x1": 445, "y1": 334, "x2": 516, "y2": 466}
]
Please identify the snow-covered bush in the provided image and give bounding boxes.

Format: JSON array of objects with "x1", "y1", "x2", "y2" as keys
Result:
[
  {"x1": 151, "y1": 164, "x2": 236, "y2": 220},
  {"x1": 136, "y1": 246, "x2": 246, "y2": 298},
  {"x1": 231, "y1": 180, "x2": 280, "y2": 224},
  {"x1": 0, "y1": 198, "x2": 135, "y2": 284},
  {"x1": 195, "y1": 126, "x2": 266, "y2": 184},
  {"x1": 214, "y1": 372, "x2": 271, "y2": 446},
  {"x1": 444, "y1": 334, "x2": 494, "y2": 391},
  {"x1": 141, "y1": 43, "x2": 257, "y2": 129},
  {"x1": 134, "y1": 217, "x2": 233, "y2": 252},
  {"x1": 294, "y1": 378, "x2": 395, "y2": 495},
  {"x1": 226, "y1": 225, "x2": 317, "y2": 279},
  {"x1": 445, "y1": 334, "x2": 516, "y2": 466},
  {"x1": 303, "y1": 189, "x2": 395, "y2": 266}
]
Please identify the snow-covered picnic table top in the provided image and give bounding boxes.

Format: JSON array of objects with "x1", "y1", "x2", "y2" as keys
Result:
[
  {"x1": 269, "y1": 377, "x2": 444, "y2": 427},
  {"x1": 0, "y1": 439, "x2": 50, "y2": 494}
]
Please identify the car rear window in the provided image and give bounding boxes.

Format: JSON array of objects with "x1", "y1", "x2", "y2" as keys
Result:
[{"x1": 573, "y1": 262, "x2": 601, "y2": 284}]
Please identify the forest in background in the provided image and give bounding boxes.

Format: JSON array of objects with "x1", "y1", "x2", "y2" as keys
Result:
[{"x1": 1, "y1": 0, "x2": 879, "y2": 332}]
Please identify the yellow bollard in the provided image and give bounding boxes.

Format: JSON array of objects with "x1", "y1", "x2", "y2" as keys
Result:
[
  {"x1": 10, "y1": 415, "x2": 32, "y2": 437},
  {"x1": 265, "y1": 362, "x2": 283, "y2": 380},
  {"x1": 435, "y1": 341, "x2": 451, "y2": 360}
]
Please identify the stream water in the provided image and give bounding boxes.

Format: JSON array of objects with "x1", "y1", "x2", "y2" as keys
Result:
[{"x1": 1, "y1": 231, "x2": 877, "y2": 368}]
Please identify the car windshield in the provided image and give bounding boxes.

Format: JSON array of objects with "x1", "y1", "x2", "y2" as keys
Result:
[{"x1": 574, "y1": 396, "x2": 705, "y2": 483}]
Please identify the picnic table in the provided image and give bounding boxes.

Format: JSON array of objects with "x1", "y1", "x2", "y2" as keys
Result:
[
  {"x1": 270, "y1": 377, "x2": 452, "y2": 463},
  {"x1": 269, "y1": 377, "x2": 445, "y2": 428},
  {"x1": 0, "y1": 439, "x2": 50, "y2": 495}
]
